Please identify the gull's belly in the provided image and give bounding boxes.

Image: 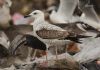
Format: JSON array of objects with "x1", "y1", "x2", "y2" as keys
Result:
[{"x1": 42, "y1": 39, "x2": 70, "y2": 46}]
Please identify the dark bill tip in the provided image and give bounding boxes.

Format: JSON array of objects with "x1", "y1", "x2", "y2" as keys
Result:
[{"x1": 24, "y1": 15, "x2": 30, "y2": 18}]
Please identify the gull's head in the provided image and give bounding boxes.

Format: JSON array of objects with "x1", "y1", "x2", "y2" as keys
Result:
[{"x1": 24, "y1": 10, "x2": 44, "y2": 19}]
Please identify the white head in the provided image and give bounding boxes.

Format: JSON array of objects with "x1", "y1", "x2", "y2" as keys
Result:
[{"x1": 25, "y1": 10, "x2": 45, "y2": 20}]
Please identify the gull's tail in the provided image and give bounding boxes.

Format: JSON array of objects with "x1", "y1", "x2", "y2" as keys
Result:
[{"x1": 65, "y1": 34, "x2": 92, "y2": 43}]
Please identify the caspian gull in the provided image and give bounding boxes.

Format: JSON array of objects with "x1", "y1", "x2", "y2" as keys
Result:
[
  {"x1": 3, "y1": 25, "x2": 35, "y2": 60},
  {"x1": 24, "y1": 10, "x2": 91, "y2": 61}
]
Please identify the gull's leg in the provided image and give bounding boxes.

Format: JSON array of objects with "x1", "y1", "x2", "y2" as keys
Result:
[
  {"x1": 45, "y1": 44, "x2": 49, "y2": 62},
  {"x1": 26, "y1": 47, "x2": 33, "y2": 62},
  {"x1": 65, "y1": 45, "x2": 68, "y2": 59},
  {"x1": 55, "y1": 46, "x2": 58, "y2": 60},
  {"x1": 32, "y1": 49, "x2": 37, "y2": 60},
  {"x1": 46, "y1": 48, "x2": 48, "y2": 62}
]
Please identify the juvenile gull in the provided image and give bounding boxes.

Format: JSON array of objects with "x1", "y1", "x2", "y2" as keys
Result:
[{"x1": 25, "y1": 10, "x2": 91, "y2": 61}]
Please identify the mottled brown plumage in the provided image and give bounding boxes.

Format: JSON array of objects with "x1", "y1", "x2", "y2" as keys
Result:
[{"x1": 36, "y1": 28, "x2": 69, "y2": 39}]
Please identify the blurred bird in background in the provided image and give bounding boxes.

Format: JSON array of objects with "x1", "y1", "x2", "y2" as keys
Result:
[{"x1": 0, "y1": 0, "x2": 12, "y2": 29}]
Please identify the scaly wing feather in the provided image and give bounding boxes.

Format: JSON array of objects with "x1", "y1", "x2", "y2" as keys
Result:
[{"x1": 36, "y1": 28, "x2": 69, "y2": 39}]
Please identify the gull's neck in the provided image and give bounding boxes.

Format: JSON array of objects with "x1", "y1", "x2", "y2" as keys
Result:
[{"x1": 32, "y1": 16, "x2": 45, "y2": 28}]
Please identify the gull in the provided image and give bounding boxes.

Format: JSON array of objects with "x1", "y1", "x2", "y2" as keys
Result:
[
  {"x1": 11, "y1": 34, "x2": 46, "y2": 61},
  {"x1": 50, "y1": 0, "x2": 79, "y2": 23},
  {"x1": 0, "y1": 0, "x2": 12, "y2": 29},
  {"x1": 11, "y1": 34, "x2": 46, "y2": 53},
  {"x1": 24, "y1": 10, "x2": 91, "y2": 61}
]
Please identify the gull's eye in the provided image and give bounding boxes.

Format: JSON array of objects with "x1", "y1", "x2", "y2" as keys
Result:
[{"x1": 34, "y1": 12, "x2": 37, "y2": 15}]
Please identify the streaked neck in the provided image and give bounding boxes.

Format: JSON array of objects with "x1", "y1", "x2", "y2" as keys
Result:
[{"x1": 32, "y1": 16, "x2": 45, "y2": 28}]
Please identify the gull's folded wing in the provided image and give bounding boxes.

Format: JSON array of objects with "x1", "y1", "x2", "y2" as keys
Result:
[
  {"x1": 36, "y1": 28, "x2": 68, "y2": 39},
  {"x1": 36, "y1": 28, "x2": 91, "y2": 43}
]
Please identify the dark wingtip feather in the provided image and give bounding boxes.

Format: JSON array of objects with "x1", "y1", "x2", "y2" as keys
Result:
[
  {"x1": 65, "y1": 35, "x2": 92, "y2": 43},
  {"x1": 95, "y1": 34, "x2": 100, "y2": 38},
  {"x1": 76, "y1": 35, "x2": 92, "y2": 38}
]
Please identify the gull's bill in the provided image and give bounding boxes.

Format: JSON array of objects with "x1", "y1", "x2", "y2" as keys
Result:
[{"x1": 24, "y1": 15, "x2": 31, "y2": 18}]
